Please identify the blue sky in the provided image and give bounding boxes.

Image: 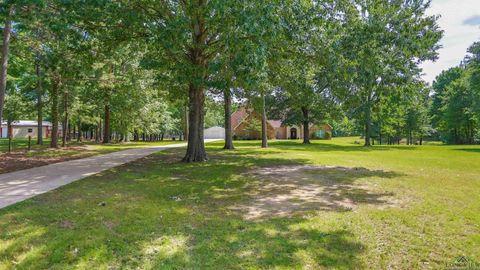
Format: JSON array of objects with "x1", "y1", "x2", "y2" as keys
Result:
[{"x1": 420, "y1": 0, "x2": 480, "y2": 84}]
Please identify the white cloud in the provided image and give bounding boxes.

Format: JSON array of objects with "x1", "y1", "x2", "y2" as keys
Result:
[{"x1": 419, "y1": 0, "x2": 480, "y2": 84}]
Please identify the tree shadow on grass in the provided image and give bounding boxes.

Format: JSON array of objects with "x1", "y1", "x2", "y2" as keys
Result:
[
  {"x1": 0, "y1": 147, "x2": 402, "y2": 269},
  {"x1": 453, "y1": 148, "x2": 480, "y2": 153},
  {"x1": 230, "y1": 140, "x2": 417, "y2": 153},
  {"x1": 230, "y1": 164, "x2": 402, "y2": 220}
]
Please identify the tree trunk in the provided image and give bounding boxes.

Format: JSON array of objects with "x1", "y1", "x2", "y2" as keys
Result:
[
  {"x1": 184, "y1": 104, "x2": 189, "y2": 141},
  {"x1": 183, "y1": 13, "x2": 209, "y2": 162},
  {"x1": 364, "y1": 102, "x2": 371, "y2": 147},
  {"x1": 35, "y1": 60, "x2": 43, "y2": 145},
  {"x1": 301, "y1": 107, "x2": 310, "y2": 144},
  {"x1": 98, "y1": 119, "x2": 102, "y2": 142},
  {"x1": 62, "y1": 90, "x2": 68, "y2": 147},
  {"x1": 50, "y1": 75, "x2": 59, "y2": 148},
  {"x1": 261, "y1": 92, "x2": 268, "y2": 148},
  {"x1": 183, "y1": 84, "x2": 207, "y2": 162},
  {"x1": 77, "y1": 118, "x2": 81, "y2": 142},
  {"x1": 103, "y1": 104, "x2": 110, "y2": 143},
  {"x1": 0, "y1": 7, "x2": 13, "y2": 123},
  {"x1": 223, "y1": 88, "x2": 234, "y2": 149}
]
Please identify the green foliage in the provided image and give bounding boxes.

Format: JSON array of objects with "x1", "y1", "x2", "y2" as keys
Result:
[
  {"x1": 3, "y1": 90, "x2": 33, "y2": 122},
  {"x1": 430, "y1": 41, "x2": 480, "y2": 144},
  {"x1": 244, "y1": 117, "x2": 262, "y2": 139},
  {"x1": 204, "y1": 96, "x2": 224, "y2": 129},
  {"x1": 337, "y1": 0, "x2": 442, "y2": 145}
]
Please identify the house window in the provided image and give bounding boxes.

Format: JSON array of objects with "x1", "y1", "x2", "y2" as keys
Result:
[{"x1": 28, "y1": 128, "x2": 33, "y2": 133}]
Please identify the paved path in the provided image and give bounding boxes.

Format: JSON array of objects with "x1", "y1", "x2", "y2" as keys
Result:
[{"x1": 0, "y1": 140, "x2": 219, "y2": 209}]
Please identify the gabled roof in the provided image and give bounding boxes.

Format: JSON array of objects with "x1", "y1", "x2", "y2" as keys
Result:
[
  {"x1": 231, "y1": 107, "x2": 249, "y2": 129},
  {"x1": 1, "y1": 120, "x2": 52, "y2": 127},
  {"x1": 232, "y1": 107, "x2": 284, "y2": 130},
  {"x1": 267, "y1": 120, "x2": 282, "y2": 128}
]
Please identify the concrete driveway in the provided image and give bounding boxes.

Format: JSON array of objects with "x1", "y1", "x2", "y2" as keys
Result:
[{"x1": 0, "y1": 140, "x2": 219, "y2": 209}]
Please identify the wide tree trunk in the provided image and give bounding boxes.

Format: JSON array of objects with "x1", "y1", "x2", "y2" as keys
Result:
[
  {"x1": 301, "y1": 107, "x2": 310, "y2": 144},
  {"x1": 183, "y1": 13, "x2": 208, "y2": 162},
  {"x1": 183, "y1": 84, "x2": 207, "y2": 162},
  {"x1": 50, "y1": 75, "x2": 59, "y2": 148},
  {"x1": 62, "y1": 91, "x2": 68, "y2": 147},
  {"x1": 103, "y1": 104, "x2": 110, "y2": 143},
  {"x1": 0, "y1": 7, "x2": 12, "y2": 123},
  {"x1": 261, "y1": 92, "x2": 268, "y2": 148},
  {"x1": 35, "y1": 60, "x2": 43, "y2": 145},
  {"x1": 223, "y1": 88, "x2": 234, "y2": 149}
]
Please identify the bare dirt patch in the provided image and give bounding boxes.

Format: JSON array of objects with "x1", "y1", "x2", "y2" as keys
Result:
[
  {"x1": 232, "y1": 165, "x2": 404, "y2": 220},
  {"x1": 0, "y1": 146, "x2": 100, "y2": 174}
]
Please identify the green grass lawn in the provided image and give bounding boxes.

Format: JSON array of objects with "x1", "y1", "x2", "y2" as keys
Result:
[{"x1": 0, "y1": 138, "x2": 479, "y2": 269}]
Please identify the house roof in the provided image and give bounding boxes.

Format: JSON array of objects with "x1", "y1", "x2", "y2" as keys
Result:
[
  {"x1": 231, "y1": 107, "x2": 249, "y2": 129},
  {"x1": 267, "y1": 120, "x2": 282, "y2": 128},
  {"x1": 1, "y1": 120, "x2": 52, "y2": 127},
  {"x1": 232, "y1": 107, "x2": 285, "y2": 130}
]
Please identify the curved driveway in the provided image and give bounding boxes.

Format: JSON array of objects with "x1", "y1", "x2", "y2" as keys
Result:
[{"x1": 0, "y1": 140, "x2": 219, "y2": 209}]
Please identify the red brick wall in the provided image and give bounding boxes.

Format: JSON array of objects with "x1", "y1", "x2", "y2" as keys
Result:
[{"x1": 233, "y1": 113, "x2": 275, "y2": 139}]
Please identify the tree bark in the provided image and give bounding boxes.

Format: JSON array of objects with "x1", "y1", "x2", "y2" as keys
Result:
[
  {"x1": 35, "y1": 59, "x2": 43, "y2": 145},
  {"x1": 223, "y1": 88, "x2": 234, "y2": 149},
  {"x1": 103, "y1": 104, "x2": 110, "y2": 143},
  {"x1": 0, "y1": 7, "x2": 13, "y2": 123},
  {"x1": 62, "y1": 90, "x2": 68, "y2": 147},
  {"x1": 301, "y1": 107, "x2": 310, "y2": 144},
  {"x1": 50, "y1": 75, "x2": 59, "y2": 148},
  {"x1": 77, "y1": 118, "x2": 81, "y2": 142},
  {"x1": 183, "y1": 84, "x2": 207, "y2": 162},
  {"x1": 261, "y1": 92, "x2": 268, "y2": 148},
  {"x1": 98, "y1": 119, "x2": 102, "y2": 142},
  {"x1": 364, "y1": 102, "x2": 371, "y2": 147},
  {"x1": 182, "y1": 13, "x2": 208, "y2": 162},
  {"x1": 184, "y1": 104, "x2": 189, "y2": 141}
]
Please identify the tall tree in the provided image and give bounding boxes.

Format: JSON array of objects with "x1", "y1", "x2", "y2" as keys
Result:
[
  {"x1": 339, "y1": 0, "x2": 442, "y2": 146},
  {"x1": 0, "y1": 4, "x2": 13, "y2": 123}
]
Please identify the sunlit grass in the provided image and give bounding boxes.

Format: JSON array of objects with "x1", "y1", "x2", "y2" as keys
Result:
[{"x1": 0, "y1": 138, "x2": 479, "y2": 269}]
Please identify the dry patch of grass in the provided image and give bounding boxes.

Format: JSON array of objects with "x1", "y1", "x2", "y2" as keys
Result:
[{"x1": 232, "y1": 165, "x2": 405, "y2": 220}]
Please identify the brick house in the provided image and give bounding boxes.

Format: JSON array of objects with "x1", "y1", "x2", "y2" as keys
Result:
[{"x1": 232, "y1": 107, "x2": 332, "y2": 140}]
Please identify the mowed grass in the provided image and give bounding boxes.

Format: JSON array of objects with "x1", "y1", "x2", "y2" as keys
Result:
[{"x1": 0, "y1": 138, "x2": 479, "y2": 269}]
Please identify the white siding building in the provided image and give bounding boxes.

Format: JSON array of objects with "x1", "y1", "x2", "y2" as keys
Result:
[
  {"x1": 0, "y1": 120, "x2": 55, "y2": 139},
  {"x1": 204, "y1": 126, "x2": 225, "y2": 139}
]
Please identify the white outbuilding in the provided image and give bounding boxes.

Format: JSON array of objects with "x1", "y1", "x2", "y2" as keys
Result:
[
  {"x1": 204, "y1": 126, "x2": 225, "y2": 139},
  {"x1": 0, "y1": 120, "x2": 56, "y2": 139}
]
